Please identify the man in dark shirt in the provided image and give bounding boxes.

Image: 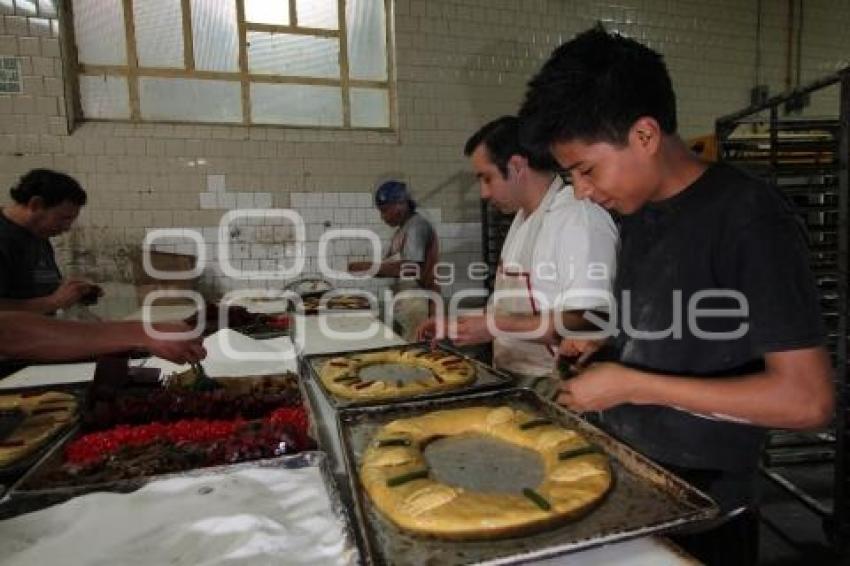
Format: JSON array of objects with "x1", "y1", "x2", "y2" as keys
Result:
[
  {"x1": 519, "y1": 26, "x2": 833, "y2": 565},
  {"x1": 0, "y1": 169, "x2": 100, "y2": 313}
]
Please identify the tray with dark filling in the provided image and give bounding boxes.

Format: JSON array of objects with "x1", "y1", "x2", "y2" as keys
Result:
[
  {"x1": 184, "y1": 303, "x2": 290, "y2": 338},
  {"x1": 85, "y1": 357, "x2": 303, "y2": 431},
  {"x1": 298, "y1": 294, "x2": 372, "y2": 315},
  {"x1": 10, "y1": 404, "x2": 314, "y2": 496}
]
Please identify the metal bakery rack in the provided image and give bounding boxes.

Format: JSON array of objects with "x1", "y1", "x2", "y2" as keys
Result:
[{"x1": 716, "y1": 67, "x2": 850, "y2": 551}]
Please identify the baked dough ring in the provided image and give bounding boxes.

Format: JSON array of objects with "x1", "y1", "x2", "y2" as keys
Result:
[
  {"x1": 0, "y1": 391, "x2": 77, "y2": 467},
  {"x1": 360, "y1": 406, "x2": 612, "y2": 540},
  {"x1": 319, "y1": 349, "x2": 475, "y2": 401}
]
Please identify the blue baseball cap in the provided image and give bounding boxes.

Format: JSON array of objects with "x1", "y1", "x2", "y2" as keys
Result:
[{"x1": 375, "y1": 180, "x2": 411, "y2": 206}]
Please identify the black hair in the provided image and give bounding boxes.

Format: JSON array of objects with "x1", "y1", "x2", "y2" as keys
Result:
[
  {"x1": 464, "y1": 115, "x2": 557, "y2": 178},
  {"x1": 518, "y1": 24, "x2": 677, "y2": 153},
  {"x1": 9, "y1": 169, "x2": 87, "y2": 207}
]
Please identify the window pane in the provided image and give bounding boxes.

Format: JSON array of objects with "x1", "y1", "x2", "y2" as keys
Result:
[
  {"x1": 251, "y1": 83, "x2": 342, "y2": 127},
  {"x1": 247, "y1": 32, "x2": 339, "y2": 79},
  {"x1": 16, "y1": 0, "x2": 36, "y2": 16},
  {"x1": 140, "y1": 77, "x2": 241, "y2": 123},
  {"x1": 79, "y1": 74, "x2": 130, "y2": 119},
  {"x1": 245, "y1": 0, "x2": 289, "y2": 25},
  {"x1": 296, "y1": 0, "x2": 337, "y2": 29},
  {"x1": 134, "y1": 0, "x2": 183, "y2": 68},
  {"x1": 72, "y1": 0, "x2": 127, "y2": 66},
  {"x1": 350, "y1": 87, "x2": 388, "y2": 128},
  {"x1": 190, "y1": 0, "x2": 238, "y2": 72},
  {"x1": 346, "y1": 0, "x2": 387, "y2": 81}
]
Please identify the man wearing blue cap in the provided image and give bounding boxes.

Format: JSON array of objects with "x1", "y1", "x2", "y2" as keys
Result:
[{"x1": 348, "y1": 180, "x2": 438, "y2": 340}]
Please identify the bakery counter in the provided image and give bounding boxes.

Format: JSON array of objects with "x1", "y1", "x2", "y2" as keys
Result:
[
  {"x1": 0, "y1": 310, "x2": 700, "y2": 565},
  {"x1": 296, "y1": 314, "x2": 701, "y2": 565}
]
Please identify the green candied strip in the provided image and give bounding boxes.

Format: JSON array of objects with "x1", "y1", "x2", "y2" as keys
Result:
[
  {"x1": 522, "y1": 488, "x2": 551, "y2": 511},
  {"x1": 377, "y1": 438, "x2": 411, "y2": 448},
  {"x1": 387, "y1": 469, "x2": 429, "y2": 487},
  {"x1": 557, "y1": 445, "x2": 599, "y2": 460},
  {"x1": 519, "y1": 418, "x2": 552, "y2": 430}
]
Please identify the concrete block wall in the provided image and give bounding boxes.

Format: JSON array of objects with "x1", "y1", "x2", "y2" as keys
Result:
[{"x1": 0, "y1": 0, "x2": 848, "y2": 299}]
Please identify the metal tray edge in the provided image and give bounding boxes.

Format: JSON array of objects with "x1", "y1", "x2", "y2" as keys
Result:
[
  {"x1": 335, "y1": 386, "x2": 719, "y2": 565},
  {"x1": 7, "y1": 383, "x2": 323, "y2": 501},
  {"x1": 304, "y1": 342, "x2": 515, "y2": 410}
]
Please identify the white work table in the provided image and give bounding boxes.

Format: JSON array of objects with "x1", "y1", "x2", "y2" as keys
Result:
[{"x1": 1, "y1": 311, "x2": 696, "y2": 565}]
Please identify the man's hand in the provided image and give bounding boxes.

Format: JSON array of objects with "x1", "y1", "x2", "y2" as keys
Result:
[
  {"x1": 452, "y1": 315, "x2": 494, "y2": 346},
  {"x1": 556, "y1": 362, "x2": 643, "y2": 412},
  {"x1": 48, "y1": 279, "x2": 95, "y2": 310},
  {"x1": 416, "y1": 317, "x2": 444, "y2": 344},
  {"x1": 416, "y1": 315, "x2": 493, "y2": 347},
  {"x1": 78, "y1": 284, "x2": 104, "y2": 306},
  {"x1": 558, "y1": 337, "x2": 605, "y2": 359},
  {"x1": 143, "y1": 322, "x2": 207, "y2": 364},
  {"x1": 348, "y1": 261, "x2": 374, "y2": 273}
]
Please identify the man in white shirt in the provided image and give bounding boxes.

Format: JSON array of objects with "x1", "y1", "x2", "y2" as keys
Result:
[{"x1": 418, "y1": 116, "x2": 618, "y2": 384}]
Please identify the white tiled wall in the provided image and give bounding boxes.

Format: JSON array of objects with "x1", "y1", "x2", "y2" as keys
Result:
[
  {"x1": 0, "y1": 0, "x2": 848, "y2": 295},
  {"x1": 147, "y1": 174, "x2": 483, "y2": 296}
]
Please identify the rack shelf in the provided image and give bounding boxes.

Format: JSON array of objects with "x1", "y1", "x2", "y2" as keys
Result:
[{"x1": 716, "y1": 67, "x2": 850, "y2": 551}]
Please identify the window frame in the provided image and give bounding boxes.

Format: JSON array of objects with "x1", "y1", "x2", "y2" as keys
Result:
[{"x1": 60, "y1": 0, "x2": 396, "y2": 131}]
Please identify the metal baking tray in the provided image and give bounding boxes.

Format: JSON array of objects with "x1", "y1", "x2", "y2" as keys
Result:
[
  {"x1": 296, "y1": 297, "x2": 373, "y2": 316},
  {"x1": 8, "y1": 376, "x2": 321, "y2": 499},
  {"x1": 0, "y1": 387, "x2": 86, "y2": 481},
  {"x1": 84, "y1": 368, "x2": 304, "y2": 431},
  {"x1": 337, "y1": 387, "x2": 719, "y2": 565},
  {"x1": 303, "y1": 342, "x2": 514, "y2": 409},
  {"x1": 0, "y1": 452, "x2": 361, "y2": 564}
]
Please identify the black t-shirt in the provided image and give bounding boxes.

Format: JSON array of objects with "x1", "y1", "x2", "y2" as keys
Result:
[
  {"x1": 601, "y1": 163, "x2": 825, "y2": 482},
  {"x1": 0, "y1": 211, "x2": 62, "y2": 301}
]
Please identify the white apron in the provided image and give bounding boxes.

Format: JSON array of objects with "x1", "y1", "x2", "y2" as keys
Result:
[
  {"x1": 386, "y1": 219, "x2": 430, "y2": 342},
  {"x1": 491, "y1": 179, "x2": 562, "y2": 378}
]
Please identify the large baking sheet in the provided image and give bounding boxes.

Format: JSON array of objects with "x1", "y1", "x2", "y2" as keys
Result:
[
  {"x1": 304, "y1": 343, "x2": 514, "y2": 409},
  {"x1": 337, "y1": 387, "x2": 719, "y2": 565},
  {"x1": 0, "y1": 452, "x2": 361, "y2": 564},
  {"x1": 8, "y1": 375, "x2": 320, "y2": 499},
  {"x1": 0, "y1": 386, "x2": 86, "y2": 481}
]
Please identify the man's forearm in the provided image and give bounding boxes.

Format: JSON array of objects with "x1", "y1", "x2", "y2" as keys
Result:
[
  {"x1": 0, "y1": 296, "x2": 57, "y2": 314},
  {"x1": 628, "y1": 348, "x2": 834, "y2": 429},
  {"x1": 0, "y1": 313, "x2": 146, "y2": 361}
]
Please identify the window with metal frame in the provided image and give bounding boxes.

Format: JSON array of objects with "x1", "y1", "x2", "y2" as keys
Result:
[{"x1": 64, "y1": 0, "x2": 394, "y2": 129}]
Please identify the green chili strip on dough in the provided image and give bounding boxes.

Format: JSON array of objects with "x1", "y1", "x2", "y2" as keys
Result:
[
  {"x1": 387, "y1": 469, "x2": 429, "y2": 487},
  {"x1": 377, "y1": 438, "x2": 411, "y2": 447},
  {"x1": 519, "y1": 418, "x2": 552, "y2": 430},
  {"x1": 522, "y1": 488, "x2": 551, "y2": 511},
  {"x1": 557, "y1": 445, "x2": 599, "y2": 460}
]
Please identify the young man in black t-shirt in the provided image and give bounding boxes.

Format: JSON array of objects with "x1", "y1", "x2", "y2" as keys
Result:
[
  {"x1": 519, "y1": 27, "x2": 833, "y2": 565},
  {"x1": 0, "y1": 169, "x2": 100, "y2": 313}
]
